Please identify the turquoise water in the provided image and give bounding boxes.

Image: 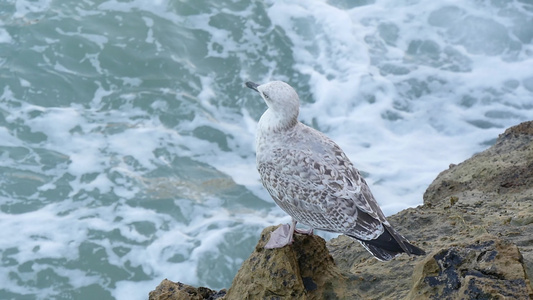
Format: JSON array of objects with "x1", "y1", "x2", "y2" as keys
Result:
[{"x1": 1, "y1": 0, "x2": 532, "y2": 299}]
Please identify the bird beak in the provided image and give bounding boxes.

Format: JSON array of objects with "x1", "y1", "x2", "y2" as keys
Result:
[{"x1": 245, "y1": 81, "x2": 259, "y2": 92}]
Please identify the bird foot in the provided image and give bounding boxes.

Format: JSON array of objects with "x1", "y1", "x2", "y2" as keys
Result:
[
  {"x1": 264, "y1": 224, "x2": 293, "y2": 249},
  {"x1": 295, "y1": 228, "x2": 314, "y2": 235}
]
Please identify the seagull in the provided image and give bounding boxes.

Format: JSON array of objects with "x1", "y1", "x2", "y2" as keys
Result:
[{"x1": 246, "y1": 80, "x2": 425, "y2": 261}]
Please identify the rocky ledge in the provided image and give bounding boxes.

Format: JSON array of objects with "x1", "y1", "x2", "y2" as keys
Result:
[{"x1": 150, "y1": 121, "x2": 533, "y2": 300}]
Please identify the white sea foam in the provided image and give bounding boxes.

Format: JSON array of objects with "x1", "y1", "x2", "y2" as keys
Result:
[{"x1": 0, "y1": 28, "x2": 12, "y2": 43}]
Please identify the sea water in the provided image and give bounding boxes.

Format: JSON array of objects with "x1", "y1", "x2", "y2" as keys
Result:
[{"x1": 0, "y1": 0, "x2": 531, "y2": 299}]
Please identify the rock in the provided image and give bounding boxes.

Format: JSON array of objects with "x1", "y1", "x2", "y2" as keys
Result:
[
  {"x1": 407, "y1": 237, "x2": 532, "y2": 299},
  {"x1": 327, "y1": 233, "x2": 425, "y2": 299},
  {"x1": 421, "y1": 120, "x2": 533, "y2": 281},
  {"x1": 149, "y1": 227, "x2": 358, "y2": 300},
  {"x1": 149, "y1": 121, "x2": 533, "y2": 300},
  {"x1": 328, "y1": 120, "x2": 533, "y2": 299},
  {"x1": 148, "y1": 279, "x2": 226, "y2": 300},
  {"x1": 224, "y1": 225, "x2": 356, "y2": 299},
  {"x1": 423, "y1": 120, "x2": 533, "y2": 206}
]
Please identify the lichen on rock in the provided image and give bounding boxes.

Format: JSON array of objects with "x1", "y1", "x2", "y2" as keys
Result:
[{"x1": 407, "y1": 238, "x2": 531, "y2": 299}]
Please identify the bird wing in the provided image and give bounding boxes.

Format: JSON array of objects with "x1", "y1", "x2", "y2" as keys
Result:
[{"x1": 258, "y1": 133, "x2": 387, "y2": 240}]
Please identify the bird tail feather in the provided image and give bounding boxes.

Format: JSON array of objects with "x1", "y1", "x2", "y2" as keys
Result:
[{"x1": 349, "y1": 225, "x2": 425, "y2": 261}]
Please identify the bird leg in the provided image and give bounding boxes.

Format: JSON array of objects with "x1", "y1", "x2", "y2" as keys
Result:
[
  {"x1": 264, "y1": 219, "x2": 313, "y2": 249},
  {"x1": 292, "y1": 218, "x2": 314, "y2": 235},
  {"x1": 295, "y1": 227, "x2": 314, "y2": 235}
]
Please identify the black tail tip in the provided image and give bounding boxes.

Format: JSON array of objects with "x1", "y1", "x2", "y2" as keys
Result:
[{"x1": 405, "y1": 242, "x2": 426, "y2": 256}]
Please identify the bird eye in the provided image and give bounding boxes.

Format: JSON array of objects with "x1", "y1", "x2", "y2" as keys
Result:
[{"x1": 263, "y1": 93, "x2": 270, "y2": 100}]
